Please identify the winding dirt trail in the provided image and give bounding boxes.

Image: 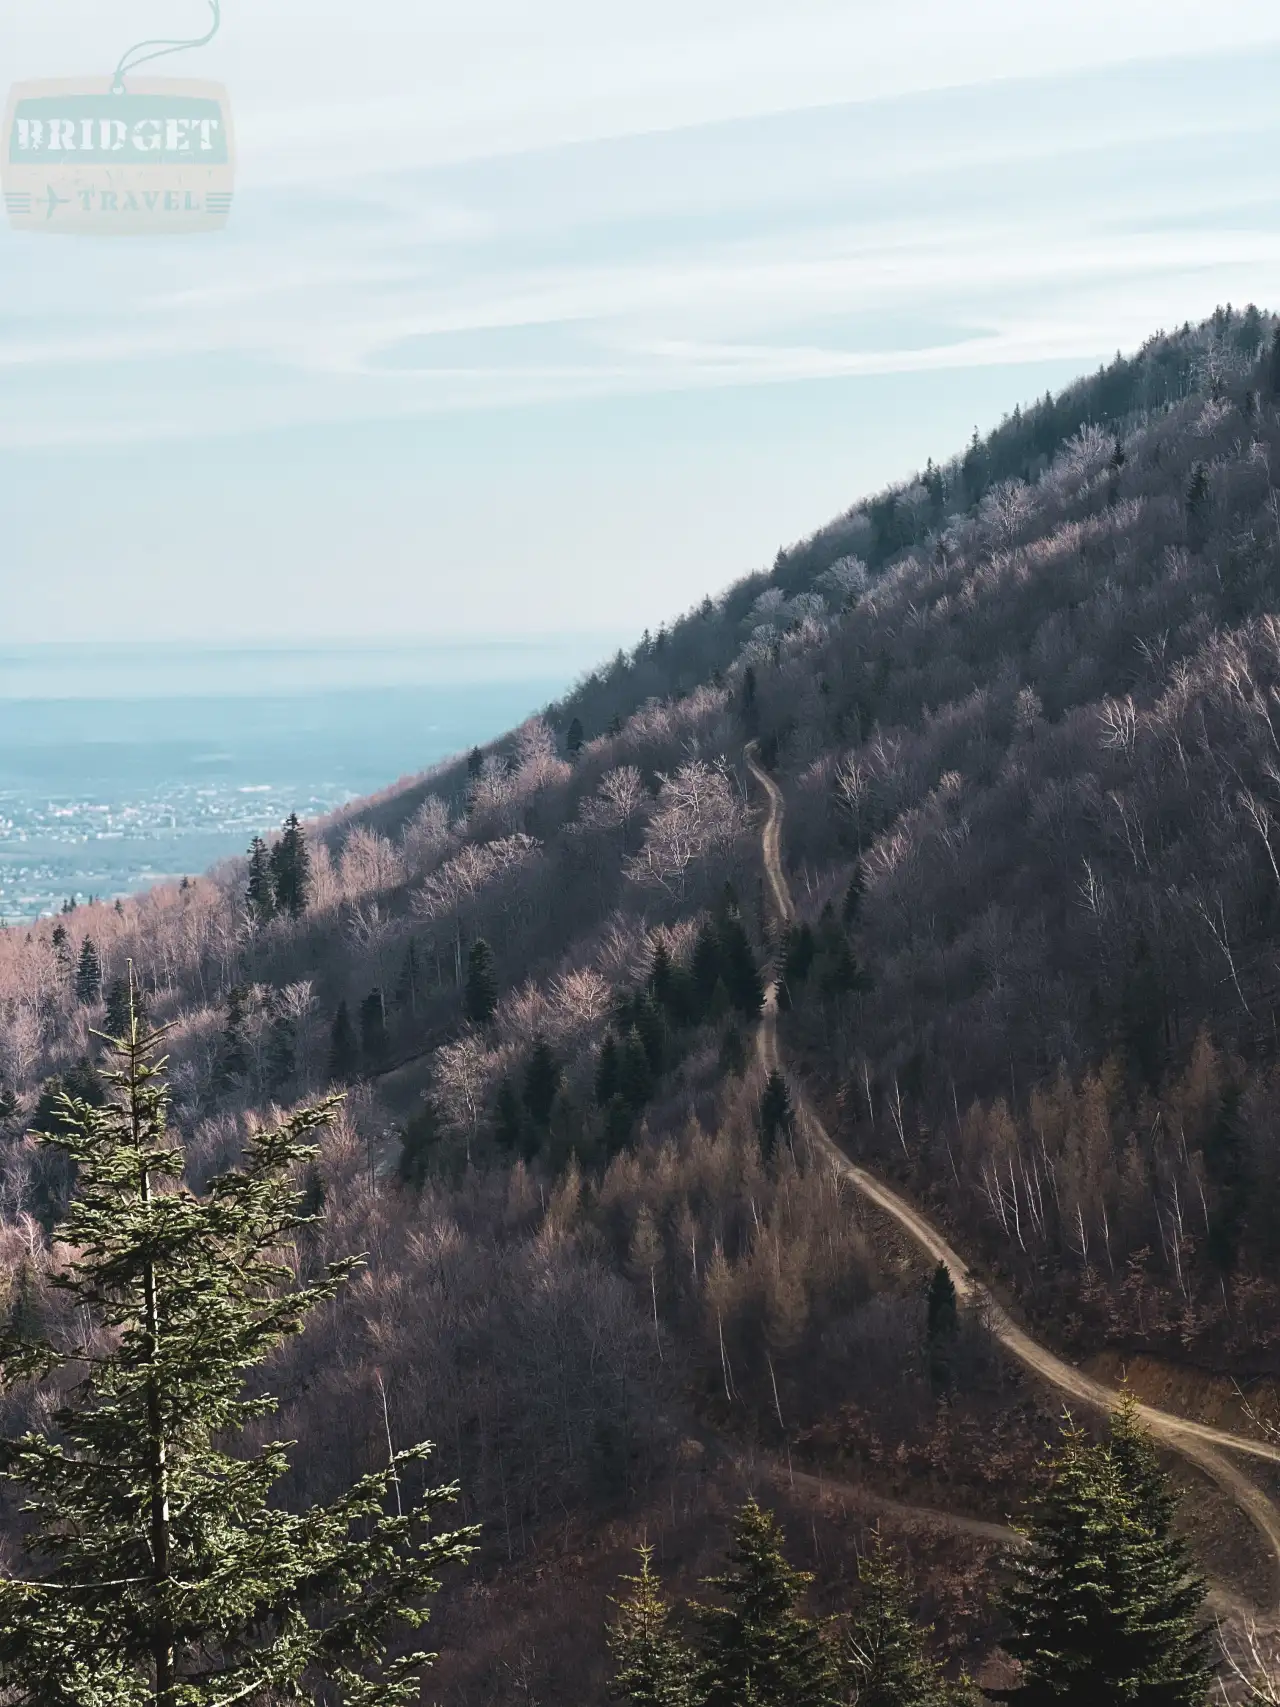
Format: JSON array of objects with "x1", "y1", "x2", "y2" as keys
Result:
[{"x1": 743, "y1": 743, "x2": 1280, "y2": 1618}]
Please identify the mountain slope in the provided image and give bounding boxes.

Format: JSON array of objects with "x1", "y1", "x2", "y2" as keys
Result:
[{"x1": 6, "y1": 306, "x2": 1280, "y2": 1694}]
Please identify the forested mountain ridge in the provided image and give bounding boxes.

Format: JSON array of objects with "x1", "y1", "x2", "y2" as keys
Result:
[{"x1": 5, "y1": 305, "x2": 1280, "y2": 1699}]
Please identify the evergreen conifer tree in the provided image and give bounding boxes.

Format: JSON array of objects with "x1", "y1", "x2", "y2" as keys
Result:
[
  {"x1": 270, "y1": 813, "x2": 311, "y2": 920},
  {"x1": 29, "y1": 1060, "x2": 106, "y2": 1234},
  {"x1": 6, "y1": 1256, "x2": 43, "y2": 1345},
  {"x1": 843, "y1": 866, "x2": 866, "y2": 926},
  {"x1": 694, "y1": 1498, "x2": 834, "y2": 1707},
  {"x1": 105, "y1": 976, "x2": 147, "y2": 1040},
  {"x1": 633, "y1": 993, "x2": 666, "y2": 1073},
  {"x1": 650, "y1": 941, "x2": 676, "y2": 1010},
  {"x1": 815, "y1": 904, "x2": 860, "y2": 1002},
  {"x1": 265, "y1": 1009, "x2": 296, "y2": 1097},
  {"x1": 566, "y1": 716, "x2": 586, "y2": 758},
  {"x1": 523, "y1": 1036, "x2": 560, "y2": 1129},
  {"x1": 1270, "y1": 325, "x2": 1280, "y2": 397},
  {"x1": 398, "y1": 1096, "x2": 441, "y2": 1190},
  {"x1": 217, "y1": 985, "x2": 250, "y2": 1085},
  {"x1": 327, "y1": 1000, "x2": 361, "y2": 1085},
  {"x1": 0, "y1": 1006, "x2": 477, "y2": 1705},
  {"x1": 840, "y1": 1529, "x2": 954, "y2": 1707},
  {"x1": 741, "y1": 666, "x2": 759, "y2": 734},
  {"x1": 760, "y1": 1070, "x2": 793, "y2": 1162},
  {"x1": 467, "y1": 746, "x2": 484, "y2": 780},
  {"x1": 619, "y1": 1029, "x2": 655, "y2": 1111},
  {"x1": 783, "y1": 922, "x2": 817, "y2": 990},
  {"x1": 1001, "y1": 1408, "x2": 1211, "y2": 1707},
  {"x1": 719, "y1": 1023, "x2": 748, "y2": 1079},
  {"x1": 925, "y1": 1263, "x2": 959, "y2": 1395},
  {"x1": 359, "y1": 988, "x2": 389, "y2": 1068},
  {"x1": 75, "y1": 938, "x2": 102, "y2": 1008},
  {"x1": 647, "y1": 939, "x2": 696, "y2": 1026},
  {"x1": 464, "y1": 939, "x2": 498, "y2": 1026},
  {"x1": 493, "y1": 1078, "x2": 524, "y2": 1156},
  {"x1": 1185, "y1": 462, "x2": 1211, "y2": 546},
  {"x1": 51, "y1": 922, "x2": 73, "y2": 980},
  {"x1": 718, "y1": 913, "x2": 765, "y2": 1018},
  {"x1": 1106, "y1": 1393, "x2": 1212, "y2": 1693},
  {"x1": 596, "y1": 1033, "x2": 622, "y2": 1106},
  {"x1": 245, "y1": 836, "x2": 276, "y2": 924},
  {"x1": 397, "y1": 941, "x2": 422, "y2": 1018},
  {"x1": 691, "y1": 923, "x2": 723, "y2": 1020},
  {"x1": 607, "y1": 1547, "x2": 697, "y2": 1707}
]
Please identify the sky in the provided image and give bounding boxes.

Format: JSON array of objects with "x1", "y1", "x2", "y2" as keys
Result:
[{"x1": 3, "y1": 3, "x2": 1280, "y2": 644}]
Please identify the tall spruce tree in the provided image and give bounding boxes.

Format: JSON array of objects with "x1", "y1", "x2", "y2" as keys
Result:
[
  {"x1": 265, "y1": 1008, "x2": 296, "y2": 1098},
  {"x1": 0, "y1": 1003, "x2": 476, "y2": 1706},
  {"x1": 217, "y1": 985, "x2": 250, "y2": 1086},
  {"x1": 618, "y1": 1029, "x2": 655, "y2": 1111},
  {"x1": 607, "y1": 1547, "x2": 697, "y2": 1707},
  {"x1": 691, "y1": 922, "x2": 722, "y2": 1020},
  {"x1": 327, "y1": 1000, "x2": 361, "y2": 1085},
  {"x1": 75, "y1": 938, "x2": 102, "y2": 1008},
  {"x1": 359, "y1": 988, "x2": 389, "y2": 1068},
  {"x1": 398, "y1": 1095, "x2": 442, "y2": 1191},
  {"x1": 760, "y1": 1070, "x2": 793, "y2": 1162},
  {"x1": 783, "y1": 922, "x2": 817, "y2": 991},
  {"x1": 523, "y1": 1036, "x2": 561, "y2": 1129},
  {"x1": 105, "y1": 976, "x2": 147, "y2": 1041},
  {"x1": 1001, "y1": 1407, "x2": 1211, "y2": 1707},
  {"x1": 717, "y1": 912, "x2": 765, "y2": 1018},
  {"x1": 840, "y1": 1529, "x2": 963, "y2": 1707},
  {"x1": 270, "y1": 813, "x2": 311, "y2": 920},
  {"x1": 51, "y1": 923, "x2": 74, "y2": 981},
  {"x1": 464, "y1": 939, "x2": 498, "y2": 1026},
  {"x1": 596, "y1": 1033, "x2": 622, "y2": 1106},
  {"x1": 245, "y1": 836, "x2": 276, "y2": 924},
  {"x1": 397, "y1": 941, "x2": 422, "y2": 1018},
  {"x1": 493, "y1": 1078, "x2": 525, "y2": 1156},
  {"x1": 925, "y1": 1263, "x2": 959, "y2": 1395},
  {"x1": 694, "y1": 1498, "x2": 835, "y2": 1707}
]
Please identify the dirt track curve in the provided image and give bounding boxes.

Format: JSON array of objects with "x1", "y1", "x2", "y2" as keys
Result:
[{"x1": 744, "y1": 743, "x2": 1280, "y2": 1618}]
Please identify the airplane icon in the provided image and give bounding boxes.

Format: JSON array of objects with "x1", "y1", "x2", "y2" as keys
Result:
[{"x1": 43, "y1": 184, "x2": 71, "y2": 219}]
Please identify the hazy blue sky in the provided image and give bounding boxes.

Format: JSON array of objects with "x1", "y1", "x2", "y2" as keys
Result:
[{"x1": 3, "y1": 3, "x2": 1280, "y2": 643}]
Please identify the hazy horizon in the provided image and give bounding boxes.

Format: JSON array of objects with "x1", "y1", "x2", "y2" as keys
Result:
[{"x1": 0, "y1": 636, "x2": 592, "y2": 921}]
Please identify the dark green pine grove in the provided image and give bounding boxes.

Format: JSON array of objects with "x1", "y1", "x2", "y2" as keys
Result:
[{"x1": 0, "y1": 997, "x2": 477, "y2": 1706}]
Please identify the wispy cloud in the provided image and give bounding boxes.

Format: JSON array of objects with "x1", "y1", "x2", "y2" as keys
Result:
[{"x1": 3, "y1": 15, "x2": 1280, "y2": 638}]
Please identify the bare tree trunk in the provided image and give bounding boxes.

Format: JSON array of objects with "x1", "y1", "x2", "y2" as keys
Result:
[{"x1": 133, "y1": 1008, "x2": 175, "y2": 1707}]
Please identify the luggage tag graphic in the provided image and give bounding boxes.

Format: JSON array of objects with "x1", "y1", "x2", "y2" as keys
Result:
[{"x1": 3, "y1": 3, "x2": 234, "y2": 235}]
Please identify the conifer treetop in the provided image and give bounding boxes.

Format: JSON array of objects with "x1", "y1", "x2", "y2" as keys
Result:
[{"x1": 607, "y1": 1545, "x2": 697, "y2": 1707}]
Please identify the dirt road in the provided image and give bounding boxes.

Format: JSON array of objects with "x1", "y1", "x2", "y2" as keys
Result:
[{"x1": 744, "y1": 742, "x2": 1280, "y2": 1615}]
